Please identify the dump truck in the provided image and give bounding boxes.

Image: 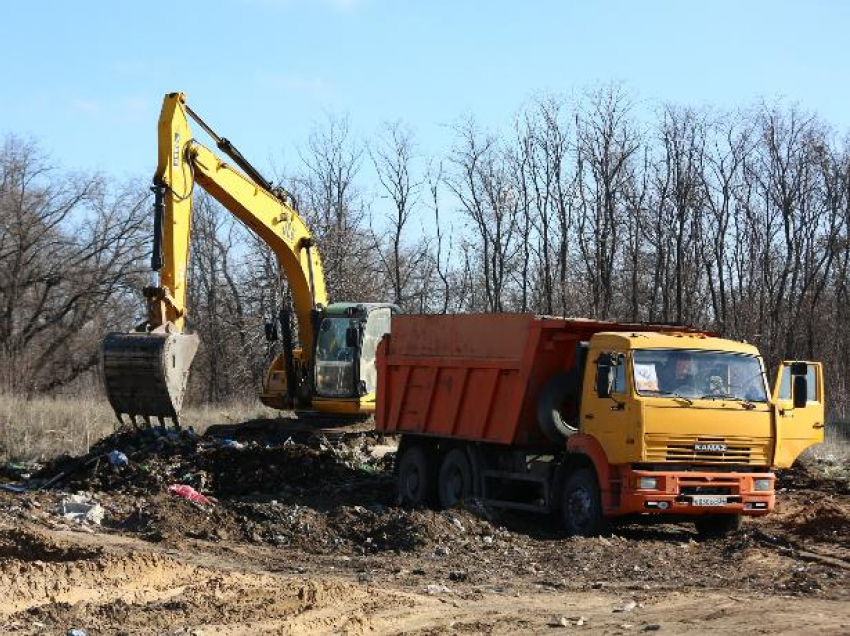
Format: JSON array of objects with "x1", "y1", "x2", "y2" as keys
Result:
[{"x1": 375, "y1": 314, "x2": 825, "y2": 536}]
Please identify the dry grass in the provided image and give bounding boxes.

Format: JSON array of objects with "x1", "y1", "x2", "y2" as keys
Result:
[{"x1": 0, "y1": 393, "x2": 285, "y2": 464}]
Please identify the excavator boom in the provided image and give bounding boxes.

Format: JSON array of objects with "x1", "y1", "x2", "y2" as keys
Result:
[{"x1": 102, "y1": 92, "x2": 326, "y2": 425}]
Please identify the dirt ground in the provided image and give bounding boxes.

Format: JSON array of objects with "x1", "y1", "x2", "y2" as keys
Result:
[{"x1": 0, "y1": 422, "x2": 848, "y2": 635}]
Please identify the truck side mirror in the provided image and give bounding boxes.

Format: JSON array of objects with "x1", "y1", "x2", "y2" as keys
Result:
[
  {"x1": 346, "y1": 325, "x2": 360, "y2": 349},
  {"x1": 792, "y1": 374, "x2": 808, "y2": 409},
  {"x1": 264, "y1": 322, "x2": 278, "y2": 342}
]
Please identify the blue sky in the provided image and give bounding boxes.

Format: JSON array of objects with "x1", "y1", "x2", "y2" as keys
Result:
[{"x1": 1, "y1": 0, "x2": 848, "y2": 184}]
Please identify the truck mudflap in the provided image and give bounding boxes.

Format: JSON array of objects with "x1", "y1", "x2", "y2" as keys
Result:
[{"x1": 611, "y1": 468, "x2": 775, "y2": 517}]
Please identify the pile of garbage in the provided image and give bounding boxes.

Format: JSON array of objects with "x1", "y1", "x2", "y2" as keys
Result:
[
  {"x1": 4, "y1": 423, "x2": 505, "y2": 555},
  {"x1": 21, "y1": 425, "x2": 394, "y2": 501},
  {"x1": 0, "y1": 423, "x2": 411, "y2": 548}
]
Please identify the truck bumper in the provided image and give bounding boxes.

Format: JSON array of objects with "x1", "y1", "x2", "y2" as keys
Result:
[{"x1": 611, "y1": 467, "x2": 775, "y2": 517}]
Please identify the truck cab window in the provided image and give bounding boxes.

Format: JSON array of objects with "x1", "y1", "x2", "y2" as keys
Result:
[
  {"x1": 778, "y1": 363, "x2": 818, "y2": 402},
  {"x1": 613, "y1": 354, "x2": 626, "y2": 394},
  {"x1": 633, "y1": 349, "x2": 768, "y2": 401},
  {"x1": 597, "y1": 353, "x2": 626, "y2": 395}
]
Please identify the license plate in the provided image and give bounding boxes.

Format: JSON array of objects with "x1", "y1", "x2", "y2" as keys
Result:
[{"x1": 692, "y1": 496, "x2": 726, "y2": 507}]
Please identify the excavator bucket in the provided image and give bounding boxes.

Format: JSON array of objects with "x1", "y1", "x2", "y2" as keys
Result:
[{"x1": 101, "y1": 331, "x2": 200, "y2": 426}]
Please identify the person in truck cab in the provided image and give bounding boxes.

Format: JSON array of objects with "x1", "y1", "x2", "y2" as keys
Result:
[{"x1": 660, "y1": 351, "x2": 701, "y2": 396}]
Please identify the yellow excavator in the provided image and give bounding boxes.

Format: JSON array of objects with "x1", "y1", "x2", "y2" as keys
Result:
[{"x1": 101, "y1": 92, "x2": 397, "y2": 426}]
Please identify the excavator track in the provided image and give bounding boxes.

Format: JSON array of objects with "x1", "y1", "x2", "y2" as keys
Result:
[
  {"x1": 203, "y1": 412, "x2": 377, "y2": 445},
  {"x1": 102, "y1": 331, "x2": 199, "y2": 426}
]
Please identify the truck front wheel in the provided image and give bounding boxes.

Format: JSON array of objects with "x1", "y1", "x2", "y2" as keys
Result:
[
  {"x1": 561, "y1": 468, "x2": 604, "y2": 536},
  {"x1": 694, "y1": 514, "x2": 742, "y2": 538},
  {"x1": 397, "y1": 445, "x2": 435, "y2": 508}
]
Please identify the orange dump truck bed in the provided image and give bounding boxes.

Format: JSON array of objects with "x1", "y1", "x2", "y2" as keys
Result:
[{"x1": 375, "y1": 314, "x2": 703, "y2": 447}]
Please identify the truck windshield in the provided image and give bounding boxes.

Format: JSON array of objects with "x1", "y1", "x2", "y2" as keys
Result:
[{"x1": 632, "y1": 349, "x2": 768, "y2": 402}]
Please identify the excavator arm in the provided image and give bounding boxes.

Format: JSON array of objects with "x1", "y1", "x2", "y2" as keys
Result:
[
  {"x1": 151, "y1": 92, "x2": 327, "y2": 342},
  {"x1": 102, "y1": 92, "x2": 327, "y2": 425}
]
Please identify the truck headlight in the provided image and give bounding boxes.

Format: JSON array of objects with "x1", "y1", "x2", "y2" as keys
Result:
[
  {"x1": 753, "y1": 478, "x2": 772, "y2": 492},
  {"x1": 638, "y1": 477, "x2": 658, "y2": 490}
]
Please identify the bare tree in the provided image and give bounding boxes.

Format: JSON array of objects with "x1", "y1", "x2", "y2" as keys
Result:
[
  {"x1": 296, "y1": 114, "x2": 379, "y2": 303},
  {"x1": 370, "y1": 121, "x2": 429, "y2": 309},
  {"x1": 448, "y1": 118, "x2": 521, "y2": 312},
  {"x1": 0, "y1": 135, "x2": 148, "y2": 394},
  {"x1": 574, "y1": 85, "x2": 640, "y2": 318}
]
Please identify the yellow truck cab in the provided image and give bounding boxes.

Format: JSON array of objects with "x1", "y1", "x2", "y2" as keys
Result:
[{"x1": 571, "y1": 331, "x2": 824, "y2": 527}]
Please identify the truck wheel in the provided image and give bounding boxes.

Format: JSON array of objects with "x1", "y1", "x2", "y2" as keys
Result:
[
  {"x1": 397, "y1": 445, "x2": 435, "y2": 507},
  {"x1": 694, "y1": 514, "x2": 742, "y2": 538},
  {"x1": 438, "y1": 449, "x2": 473, "y2": 509},
  {"x1": 561, "y1": 468, "x2": 604, "y2": 536}
]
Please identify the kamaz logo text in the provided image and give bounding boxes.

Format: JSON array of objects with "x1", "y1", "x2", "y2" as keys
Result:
[{"x1": 694, "y1": 443, "x2": 728, "y2": 452}]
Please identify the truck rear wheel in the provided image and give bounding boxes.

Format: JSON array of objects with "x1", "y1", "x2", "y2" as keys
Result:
[
  {"x1": 397, "y1": 445, "x2": 435, "y2": 508},
  {"x1": 694, "y1": 514, "x2": 742, "y2": 538},
  {"x1": 560, "y1": 468, "x2": 604, "y2": 536},
  {"x1": 438, "y1": 449, "x2": 473, "y2": 509}
]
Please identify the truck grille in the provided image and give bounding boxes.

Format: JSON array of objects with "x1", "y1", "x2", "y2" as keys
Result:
[{"x1": 644, "y1": 434, "x2": 770, "y2": 465}]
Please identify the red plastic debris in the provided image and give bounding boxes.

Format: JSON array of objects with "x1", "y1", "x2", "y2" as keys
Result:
[{"x1": 168, "y1": 484, "x2": 212, "y2": 505}]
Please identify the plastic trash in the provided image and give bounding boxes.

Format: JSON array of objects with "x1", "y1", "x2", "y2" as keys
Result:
[
  {"x1": 107, "y1": 450, "x2": 129, "y2": 467},
  {"x1": 220, "y1": 438, "x2": 244, "y2": 450},
  {"x1": 168, "y1": 483, "x2": 212, "y2": 505},
  {"x1": 59, "y1": 494, "x2": 104, "y2": 525},
  {"x1": 66, "y1": 629, "x2": 88, "y2": 636}
]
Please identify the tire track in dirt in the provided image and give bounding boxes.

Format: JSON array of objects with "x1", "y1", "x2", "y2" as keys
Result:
[{"x1": 2, "y1": 524, "x2": 850, "y2": 635}]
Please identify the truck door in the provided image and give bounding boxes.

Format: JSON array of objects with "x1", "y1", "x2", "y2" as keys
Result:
[
  {"x1": 583, "y1": 351, "x2": 631, "y2": 465},
  {"x1": 772, "y1": 361, "x2": 825, "y2": 468}
]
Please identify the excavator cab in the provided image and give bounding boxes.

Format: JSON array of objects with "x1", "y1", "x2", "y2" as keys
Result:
[
  {"x1": 261, "y1": 303, "x2": 397, "y2": 416},
  {"x1": 310, "y1": 303, "x2": 397, "y2": 414}
]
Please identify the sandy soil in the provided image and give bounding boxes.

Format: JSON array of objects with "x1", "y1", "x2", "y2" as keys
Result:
[{"x1": 0, "y1": 425, "x2": 847, "y2": 635}]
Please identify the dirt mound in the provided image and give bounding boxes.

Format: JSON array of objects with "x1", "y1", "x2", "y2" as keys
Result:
[
  {"x1": 35, "y1": 427, "x2": 203, "y2": 494},
  {"x1": 36, "y1": 427, "x2": 395, "y2": 507},
  {"x1": 0, "y1": 527, "x2": 391, "y2": 635},
  {"x1": 0, "y1": 527, "x2": 101, "y2": 561},
  {"x1": 197, "y1": 444, "x2": 394, "y2": 502},
  {"x1": 120, "y1": 492, "x2": 246, "y2": 544},
  {"x1": 119, "y1": 489, "x2": 495, "y2": 555},
  {"x1": 782, "y1": 500, "x2": 850, "y2": 540},
  {"x1": 776, "y1": 462, "x2": 850, "y2": 495}
]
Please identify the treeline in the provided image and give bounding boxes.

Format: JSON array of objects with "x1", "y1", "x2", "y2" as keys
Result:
[{"x1": 2, "y1": 86, "x2": 849, "y2": 418}]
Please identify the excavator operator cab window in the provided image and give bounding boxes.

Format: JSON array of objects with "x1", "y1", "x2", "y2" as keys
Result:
[
  {"x1": 314, "y1": 307, "x2": 394, "y2": 399},
  {"x1": 315, "y1": 317, "x2": 356, "y2": 397}
]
